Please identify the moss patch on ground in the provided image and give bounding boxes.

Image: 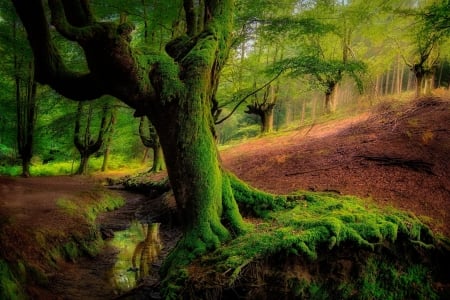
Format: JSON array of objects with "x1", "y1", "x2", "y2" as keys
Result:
[{"x1": 177, "y1": 191, "x2": 450, "y2": 299}]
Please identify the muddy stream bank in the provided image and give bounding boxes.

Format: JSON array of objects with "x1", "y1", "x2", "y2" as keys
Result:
[{"x1": 49, "y1": 189, "x2": 181, "y2": 299}]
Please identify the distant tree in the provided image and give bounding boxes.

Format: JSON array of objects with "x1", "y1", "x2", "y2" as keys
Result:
[
  {"x1": 395, "y1": 0, "x2": 449, "y2": 97},
  {"x1": 101, "y1": 103, "x2": 117, "y2": 172},
  {"x1": 5, "y1": 1, "x2": 39, "y2": 177},
  {"x1": 139, "y1": 116, "x2": 165, "y2": 172},
  {"x1": 245, "y1": 83, "x2": 278, "y2": 133},
  {"x1": 74, "y1": 102, "x2": 111, "y2": 175}
]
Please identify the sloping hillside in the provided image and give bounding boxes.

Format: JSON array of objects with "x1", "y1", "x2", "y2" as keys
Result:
[{"x1": 222, "y1": 96, "x2": 450, "y2": 236}]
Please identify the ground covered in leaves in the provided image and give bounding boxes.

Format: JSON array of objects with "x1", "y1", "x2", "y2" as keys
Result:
[{"x1": 222, "y1": 96, "x2": 450, "y2": 237}]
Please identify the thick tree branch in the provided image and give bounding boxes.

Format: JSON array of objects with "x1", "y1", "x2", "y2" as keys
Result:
[
  {"x1": 12, "y1": 0, "x2": 105, "y2": 101},
  {"x1": 184, "y1": 0, "x2": 197, "y2": 36},
  {"x1": 215, "y1": 70, "x2": 283, "y2": 125}
]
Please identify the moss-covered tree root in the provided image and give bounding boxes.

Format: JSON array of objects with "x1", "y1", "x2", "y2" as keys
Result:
[{"x1": 162, "y1": 191, "x2": 450, "y2": 299}]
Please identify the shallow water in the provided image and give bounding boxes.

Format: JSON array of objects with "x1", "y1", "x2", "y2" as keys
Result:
[{"x1": 49, "y1": 190, "x2": 179, "y2": 299}]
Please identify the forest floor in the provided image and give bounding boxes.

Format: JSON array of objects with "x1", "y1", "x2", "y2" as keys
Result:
[
  {"x1": 223, "y1": 95, "x2": 450, "y2": 236},
  {"x1": 0, "y1": 95, "x2": 449, "y2": 298}
]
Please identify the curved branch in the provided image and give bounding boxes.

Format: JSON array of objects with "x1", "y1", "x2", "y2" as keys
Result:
[
  {"x1": 49, "y1": 0, "x2": 101, "y2": 42},
  {"x1": 215, "y1": 70, "x2": 283, "y2": 125},
  {"x1": 12, "y1": 0, "x2": 105, "y2": 101}
]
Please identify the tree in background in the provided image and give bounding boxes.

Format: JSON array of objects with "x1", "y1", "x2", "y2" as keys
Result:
[
  {"x1": 101, "y1": 103, "x2": 117, "y2": 172},
  {"x1": 139, "y1": 116, "x2": 165, "y2": 172},
  {"x1": 245, "y1": 83, "x2": 278, "y2": 133},
  {"x1": 1, "y1": 0, "x2": 39, "y2": 177},
  {"x1": 14, "y1": 38, "x2": 37, "y2": 177},
  {"x1": 73, "y1": 101, "x2": 111, "y2": 175}
]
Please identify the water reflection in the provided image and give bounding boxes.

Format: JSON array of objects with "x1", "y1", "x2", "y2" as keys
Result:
[{"x1": 109, "y1": 221, "x2": 162, "y2": 294}]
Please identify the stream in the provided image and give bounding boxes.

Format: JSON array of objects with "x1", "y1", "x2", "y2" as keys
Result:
[{"x1": 49, "y1": 189, "x2": 181, "y2": 299}]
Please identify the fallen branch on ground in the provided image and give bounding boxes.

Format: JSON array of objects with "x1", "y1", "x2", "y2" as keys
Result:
[{"x1": 355, "y1": 155, "x2": 434, "y2": 174}]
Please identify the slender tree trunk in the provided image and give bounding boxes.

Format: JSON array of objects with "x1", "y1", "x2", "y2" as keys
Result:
[
  {"x1": 142, "y1": 148, "x2": 150, "y2": 163},
  {"x1": 416, "y1": 73, "x2": 424, "y2": 97},
  {"x1": 324, "y1": 84, "x2": 337, "y2": 113},
  {"x1": 150, "y1": 144, "x2": 165, "y2": 172},
  {"x1": 101, "y1": 107, "x2": 116, "y2": 172},
  {"x1": 77, "y1": 153, "x2": 90, "y2": 175},
  {"x1": 374, "y1": 75, "x2": 380, "y2": 100},
  {"x1": 300, "y1": 98, "x2": 306, "y2": 126},
  {"x1": 261, "y1": 109, "x2": 274, "y2": 133},
  {"x1": 384, "y1": 69, "x2": 390, "y2": 95}
]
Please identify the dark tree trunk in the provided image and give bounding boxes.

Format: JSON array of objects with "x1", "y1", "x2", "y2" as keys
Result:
[
  {"x1": 74, "y1": 102, "x2": 109, "y2": 175},
  {"x1": 101, "y1": 106, "x2": 116, "y2": 172},
  {"x1": 416, "y1": 73, "x2": 424, "y2": 97},
  {"x1": 262, "y1": 108, "x2": 274, "y2": 133},
  {"x1": 13, "y1": 17, "x2": 38, "y2": 178},
  {"x1": 15, "y1": 63, "x2": 37, "y2": 178},
  {"x1": 245, "y1": 84, "x2": 277, "y2": 134},
  {"x1": 77, "y1": 153, "x2": 90, "y2": 175},
  {"x1": 324, "y1": 82, "x2": 337, "y2": 113},
  {"x1": 139, "y1": 116, "x2": 165, "y2": 172}
]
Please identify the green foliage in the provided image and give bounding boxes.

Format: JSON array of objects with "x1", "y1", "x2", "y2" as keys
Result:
[{"x1": 0, "y1": 260, "x2": 25, "y2": 300}]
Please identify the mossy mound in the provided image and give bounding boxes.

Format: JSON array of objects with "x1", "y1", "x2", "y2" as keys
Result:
[
  {"x1": 112, "y1": 172, "x2": 170, "y2": 196},
  {"x1": 179, "y1": 192, "x2": 450, "y2": 299}
]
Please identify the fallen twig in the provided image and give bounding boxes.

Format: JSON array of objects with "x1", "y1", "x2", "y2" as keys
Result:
[{"x1": 355, "y1": 155, "x2": 434, "y2": 175}]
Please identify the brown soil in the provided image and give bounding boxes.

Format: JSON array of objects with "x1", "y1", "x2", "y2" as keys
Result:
[{"x1": 0, "y1": 95, "x2": 449, "y2": 298}]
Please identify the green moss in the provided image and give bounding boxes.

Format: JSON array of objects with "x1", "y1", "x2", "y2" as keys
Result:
[
  {"x1": 56, "y1": 198, "x2": 79, "y2": 216},
  {"x1": 62, "y1": 241, "x2": 79, "y2": 262},
  {"x1": 228, "y1": 172, "x2": 293, "y2": 217},
  {"x1": 197, "y1": 191, "x2": 438, "y2": 292},
  {"x1": 351, "y1": 258, "x2": 439, "y2": 300},
  {"x1": 0, "y1": 260, "x2": 26, "y2": 300}
]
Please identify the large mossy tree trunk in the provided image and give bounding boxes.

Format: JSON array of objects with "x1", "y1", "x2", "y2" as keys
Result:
[
  {"x1": 148, "y1": 1, "x2": 249, "y2": 274},
  {"x1": 12, "y1": 0, "x2": 289, "y2": 295}
]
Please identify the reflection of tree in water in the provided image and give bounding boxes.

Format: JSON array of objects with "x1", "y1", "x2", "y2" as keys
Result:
[{"x1": 131, "y1": 223, "x2": 162, "y2": 282}]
